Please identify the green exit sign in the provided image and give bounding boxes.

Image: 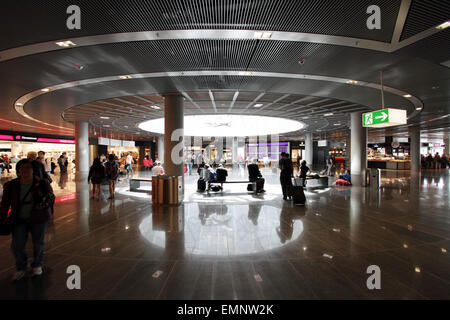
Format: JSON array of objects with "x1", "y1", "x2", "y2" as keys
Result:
[{"x1": 362, "y1": 108, "x2": 407, "y2": 128}]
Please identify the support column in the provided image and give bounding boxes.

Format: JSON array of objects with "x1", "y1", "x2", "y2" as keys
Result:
[
  {"x1": 305, "y1": 132, "x2": 313, "y2": 167},
  {"x1": 350, "y1": 112, "x2": 367, "y2": 186},
  {"x1": 444, "y1": 134, "x2": 450, "y2": 157},
  {"x1": 75, "y1": 121, "x2": 89, "y2": 180},
  {"x1": 157, "y1": 135, "x2": 164, "y2": 163},
  {"x1": 410, "y1": 126, "x2": 421, "y2": 175},
  {"x1": 163, "y1": 94, "x2": 184, "y2": 177}
]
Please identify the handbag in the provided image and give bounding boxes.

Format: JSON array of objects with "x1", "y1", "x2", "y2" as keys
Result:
[
  {"x1": 0, "y1": 216, "x2": 13, "y2": 236},
  {"x1": 0, "y1": 183, "x2": 34, "y2": 236}
]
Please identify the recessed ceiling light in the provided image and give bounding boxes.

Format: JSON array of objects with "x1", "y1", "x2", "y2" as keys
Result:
[
  {"x1": 334, "y1": 123, "x2": 340, "y2": 126},
  {"x1": 324, "y1": 113, "x2": 333, "y2": 116},
  {"x1": 253, "y1": 31, "x2": 263, "y2": 38},
  {"x1": 403, "y1": 94, "x2": 412, "y2": 98},
  {"x1": 119, "y1": 75, "x2": 132, "y2": 79},
  {"x1": 151, "y1": 105, "x2": 161, "y2": 110},
  {"x1": 254, "y1": 103, "x2": 263, "y2": 108},
  {"x1": 436, "y1": 21, "x2": 450, "y2": 30},
  {"x1": 346, "y1": 80, "x2": 358, "y2": 85},
  {"x1": 100, "y1": 116, "x2": 110, "y2": 119},
  {"x1": 56, "y1": 41, "x2": 76, "y2": 47},
  {"x1": 416, "y1": 107, "x2": 422, "y2": 110},
  {"x1": 41, "y1": 88, "x2": 50, "y2": 92}
]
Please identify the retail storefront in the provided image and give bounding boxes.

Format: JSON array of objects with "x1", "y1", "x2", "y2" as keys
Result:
[{"x1": 0, "y1": 133, "x2": 76, "y2": 162}]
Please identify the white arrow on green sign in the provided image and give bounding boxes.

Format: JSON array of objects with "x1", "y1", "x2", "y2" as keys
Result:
[{"x1": 362, "y1": 108, "x2": 407, "y2": 128}]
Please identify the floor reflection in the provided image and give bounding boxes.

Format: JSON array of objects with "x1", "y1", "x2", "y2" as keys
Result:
[{"x1": 138, "y1": 203, "x2": 304, "y2": 256}]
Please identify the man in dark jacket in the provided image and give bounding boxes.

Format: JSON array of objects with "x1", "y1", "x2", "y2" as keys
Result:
[
  {"x1": 248, "y1": 159, "x2": 265, "y2": 193},
  {"x1": 279, "y1": 152, "x2": 294, "y2": 200},
  {"x1": 27, "y1": 151, "x2": 52, "y2": 183},
  {"x1": 0, "y1": 159, "x2": 55, "y2": 281}
]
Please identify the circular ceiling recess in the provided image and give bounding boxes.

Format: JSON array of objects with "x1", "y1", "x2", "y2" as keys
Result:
[{"x1": 139, "y1": 114, "x2": 305, "y2": 137}]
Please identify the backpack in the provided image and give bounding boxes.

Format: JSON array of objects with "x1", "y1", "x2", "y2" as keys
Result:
[
  {"x1": 91, "y1": 167, "x2": 103, "y2": 179},
  {"x1": 107, "y1": 162, "x2": 119, "y2": 180}
]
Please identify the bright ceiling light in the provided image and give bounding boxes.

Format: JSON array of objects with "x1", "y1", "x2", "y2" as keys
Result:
[
  {"x1": 139, "y1": 115, "x2": 305, "y2": 137},
  {"x1": 253, "y1": 31, "x2": 263, "y2": 38},
  {"x1": 16, "y1": 103, "x2": 23, "y2": 106},
  {"x1": 416, "y1": 107, "x2": 422, "y2": 110},
  {"x1": 254, "y1": 31, "x2": 272, "y2": 39},
  {"x1": 103, "y1": 125, "x2": 111, "y2": 127},
  {"x1": 254, "y1": 103, "x2": 263, "y2": 108},
  {"x1": 151, "y1": 105, "x2": 161, "y2": 110},
  {"x1": 100, "y1": 116, "x2": 110, "y2": 119},
  {"x1": 41, "y1": 88, "x2": 50, "y2": 92},
  {"x1": 119, "y1": 75, "x2": 133, "y2": 79},
  {"x1": 346, "y1": 80, "x2": 358, "y2": 84},
  {"x1": 334, "y1": 123, "x2": 341, "y2": 126},
  {"x1": 324, "y1": 113, "x2": 333, "y2": 116},
  {"x1": 302, "y1": 116, "x2": 309, "y2": 119},
  {"x1": 436, "y1": 21, "x2": 450, "y2": 30},
  {"x1": 403, "y1": 94, "x2": 412, "y2": 98},
  {"x1": 56, "y1": 41, "x2": 76, "y2": 47}
]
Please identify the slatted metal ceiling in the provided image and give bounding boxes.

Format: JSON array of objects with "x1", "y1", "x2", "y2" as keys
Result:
[
  {"x1": 400, "y1": 0, "x2": 450, "y2": 41},
  {"x1": 0, "y1": 0, "x2": 401, "y2": 51},
  {"x1": 63, "y1": 91, "x2": 368, "y2": 136},
  {"x1": 396, "y1": 28, "x2": 450, "y2": 65}
]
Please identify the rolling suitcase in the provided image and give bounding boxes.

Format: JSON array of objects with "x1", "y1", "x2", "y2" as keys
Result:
[
  {"x1": 291, "y1": 178, "x2": 306, "y2": 206},
  {"x1": 197, "y1": 178, "x2": 206, "y2": 192}
]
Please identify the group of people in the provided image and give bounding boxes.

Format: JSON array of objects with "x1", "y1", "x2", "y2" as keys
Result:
[
  {"x1": 88, "y1": 153, "x2": 165, "y2": 200},
  {"x1": 421, "y1": 153, "x2": 449, "y2": 169}
]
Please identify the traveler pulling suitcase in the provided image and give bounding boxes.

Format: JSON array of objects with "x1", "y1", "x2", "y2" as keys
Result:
[
  {"x1": 291, "y1": 178, "x2": 306, "y2": 206},
  {"x1": 197, "y1": 178, "x2": 206, "y2": 192}
]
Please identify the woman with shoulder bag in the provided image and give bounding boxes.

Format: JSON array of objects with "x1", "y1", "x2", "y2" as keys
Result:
[
  {"x1": 0, "y1": 159, "x2": 55, "y2": 282},
  {"x1": 88, "y1": 157, "x2": 106, "y2": 201}
]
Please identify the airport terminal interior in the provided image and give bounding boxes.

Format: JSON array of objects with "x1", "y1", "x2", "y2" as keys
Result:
[{"x1": 0, "y1": 0, "x2": 449, "y2": 300}]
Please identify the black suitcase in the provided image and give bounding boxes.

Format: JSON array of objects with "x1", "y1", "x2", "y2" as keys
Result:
[
  {"x1": 197, "y1": 178, "x2": 206, "y2": 192},
  {"x1": 291, "y1": 179, "x2": 306, "y2": 206}
]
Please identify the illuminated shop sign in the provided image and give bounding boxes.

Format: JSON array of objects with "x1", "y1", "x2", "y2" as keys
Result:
[
  {"x1": 0, "y1": 135, "x2": 14, "y2": 141},
  {"x1": 16, "y1": 135, "x2": 38, "y2": 141},
  {"x1": 37, "y1": 138, "x2": 75, "y2": 144},
  {"x1": 3, "y1": 134, "x2": 75, "y2": 144}
]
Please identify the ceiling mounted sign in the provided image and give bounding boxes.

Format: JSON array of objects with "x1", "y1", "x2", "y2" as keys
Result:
[{"x1": 362, "y1": 108, "x2": 407, "y2": 128}]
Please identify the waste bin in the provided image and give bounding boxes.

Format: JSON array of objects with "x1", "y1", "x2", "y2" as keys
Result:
[
  {"x1": 152, "y1": 176, "x2": 184, "y2": 205},
  {"x1": 367, "y1": 168, "x2": 381, "y2": 188}
]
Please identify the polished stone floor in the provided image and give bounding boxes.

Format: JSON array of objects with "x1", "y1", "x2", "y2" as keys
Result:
[{"x1": 0, "y1": 168, "x2": 449, "y2": 299}]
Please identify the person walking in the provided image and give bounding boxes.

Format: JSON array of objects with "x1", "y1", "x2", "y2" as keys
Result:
[
  {"x1": 326, "y1": 155, "x2": 334, "y2": 176},
  {"x1": 104, "y1": 154, "x2": 119, "y2": 199},
  {"x1": 125, "y1": 152, "x2": 134, "y2": 178},
  {"x1": 0, "y1": 159, "x2": 55, "y2": 281},
  {"x1": 58, "y1": 152, "x2": 68, "y2": 174},
  {"x1": 279, "y1": 152, "x2": 294, "y2": 200},
  {"x1": 88, "y1": 158, "x2": 106, "y2": 201},
  {"x1": 38, "y1": 151, "x2": 51, "y2": 176},
  {"x1": 298, "y1": 160, "x2": 311, "y2": 187},
  {"x1": 27, "y1": 151, "x2": 52, "y2": 183},
  {"x1": 2, "y1": 154, "x2": 10, "y2": 174}
]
